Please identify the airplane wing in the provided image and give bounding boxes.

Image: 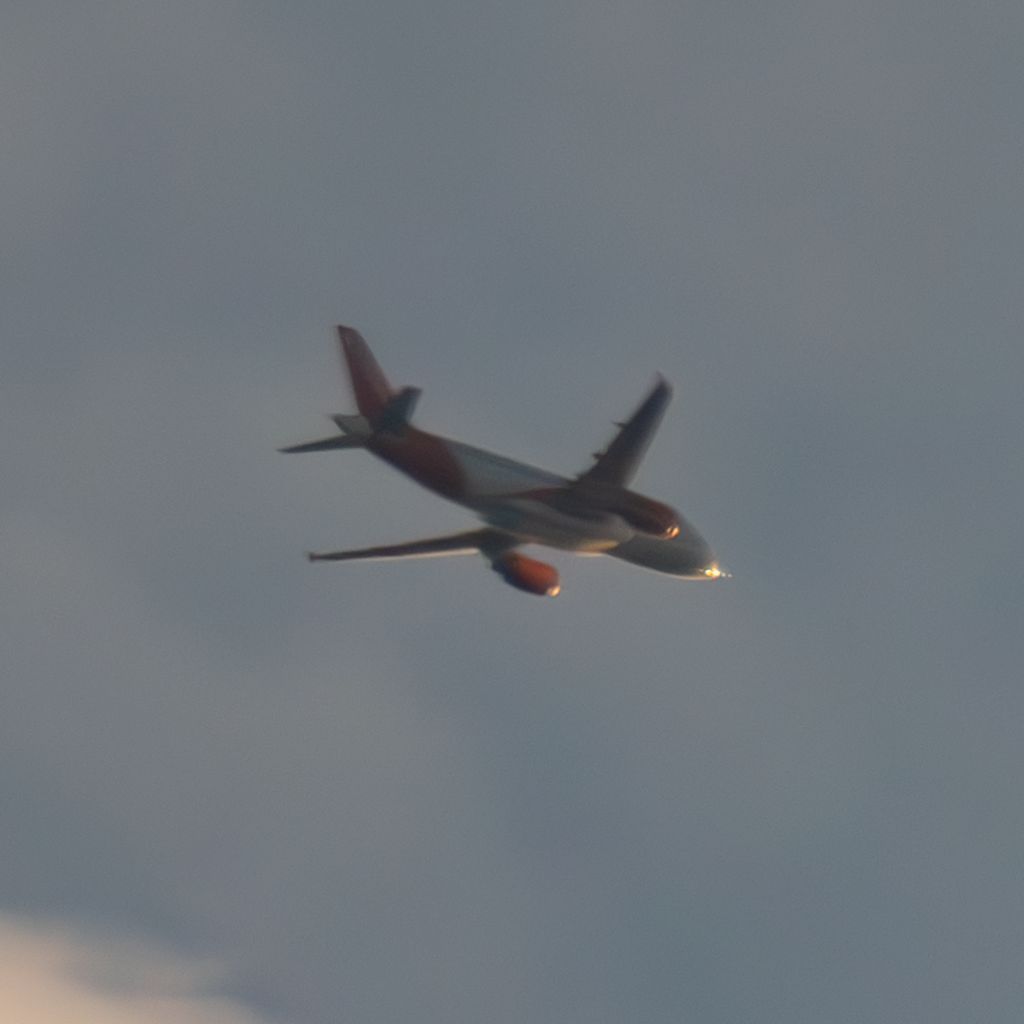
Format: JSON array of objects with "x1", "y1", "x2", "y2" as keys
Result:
[
  {"x1": 307, "y1": 528, "x2": 516, "y2": 562},
  {"x1": 579, "y1": 376, "x2": 672, "y2": 487}
]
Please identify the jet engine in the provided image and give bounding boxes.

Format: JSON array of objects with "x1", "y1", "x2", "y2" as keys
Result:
[
  {"x1": 614, "y1": 493, "x2": 680, "y2": 538},
  {"x1": 567, "y1": 482, "x2": 681, "y2": 539},
  {"x1": 492, "y1": 552, "x2": 561, "y2": 597}
]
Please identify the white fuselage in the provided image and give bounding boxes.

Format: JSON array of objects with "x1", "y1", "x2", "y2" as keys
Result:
[
  {"x1": 443, "y1": 441, "x2": 632, "y2": 550},
  {"x1": 365, "y1": 430, "x2": 720, "y2": 579},
  {"x1": 443, "y1": 441, "x2": 717, "y2": 574}
]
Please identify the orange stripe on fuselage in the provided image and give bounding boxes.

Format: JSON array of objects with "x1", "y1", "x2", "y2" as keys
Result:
[{"x1": 367, "y1": 428, "x2": 466, "y2": 500}]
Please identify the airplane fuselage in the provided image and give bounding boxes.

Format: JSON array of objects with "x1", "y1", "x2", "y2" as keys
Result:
[{"x1": 366, "y1": 427, "x2": 716, "y2": 577}]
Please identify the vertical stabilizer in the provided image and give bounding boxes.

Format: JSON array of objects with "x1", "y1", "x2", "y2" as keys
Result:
[{"x1": 337, "y1": 325, "x2": 395, "y2": 421}]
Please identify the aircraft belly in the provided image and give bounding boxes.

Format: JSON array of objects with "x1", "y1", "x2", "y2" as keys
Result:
[
  {"x1": 607, "y1": 517, "x2": 714, "y2": 577},
  {"x1": 480, "y1": 498, "x2": 634, "y2": 551}
]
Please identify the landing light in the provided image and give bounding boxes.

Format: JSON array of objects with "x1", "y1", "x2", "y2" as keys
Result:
[
  {"x1": 666, "y1": 524, "x2": 680, "y2": 538},
  {"x1": 703, "y1": 564, "x2": 731, "y2": 579}
]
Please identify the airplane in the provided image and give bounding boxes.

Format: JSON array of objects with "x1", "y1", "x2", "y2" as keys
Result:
[{"x1": 281, "y1": 326, "x2": 729, "y2": 596}]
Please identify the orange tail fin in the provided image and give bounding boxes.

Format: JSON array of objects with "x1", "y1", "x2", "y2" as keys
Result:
[{"x1": 337, "y1": 325, "x2": 395, "y2": 420}]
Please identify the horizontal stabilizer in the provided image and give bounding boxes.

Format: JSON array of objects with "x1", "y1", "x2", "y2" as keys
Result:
[
  {"x1": 308, "y1": 528, "x2": 514, "y2": 562},
  {"x1": 279, "y1": 433, "x2": 365, "y2": 454},
  {"x1": 376, "y1": 386, "x2": 422, "y2": 433},
  {"x1": 331, "y1": 413, "x2": 371, "y2": 436}
]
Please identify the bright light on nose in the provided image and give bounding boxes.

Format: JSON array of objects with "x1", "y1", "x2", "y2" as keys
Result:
[
  {"x1": 666, "y1": 524, "x2": 680, "y2": 539},
  {"x1": 702, "y1": 564, "x2": 732, "y2": 579}
]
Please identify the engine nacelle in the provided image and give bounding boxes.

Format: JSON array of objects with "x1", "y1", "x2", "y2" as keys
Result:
[
  {"x1": 615, "y1": 493, "x2": 680, "y2": 538},
  {"x1": 569, "y1": 481, "x2": 681, "y2": 539},
  {"x1": 492, "y1": 553, "x2": 561, "y2": 597}
]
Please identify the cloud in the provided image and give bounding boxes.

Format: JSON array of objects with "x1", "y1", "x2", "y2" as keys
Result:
[{"x1": 0, "y1": 915, "x2": 274, "y2": 1024}]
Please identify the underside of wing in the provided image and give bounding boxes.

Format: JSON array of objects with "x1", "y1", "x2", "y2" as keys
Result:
[
  {"x1": 580, "y1": 376, "x2": 672, "y2": 487},
  {"x1": 307, "y1": 528, "x2": 515, "y2": 562},
  {"x1": 306, "y1": 528, "x2": 561, "y2": 596}
]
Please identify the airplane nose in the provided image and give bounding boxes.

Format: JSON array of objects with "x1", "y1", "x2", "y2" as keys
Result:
[
  {"x1": 701, "y1": 563, "x2": 732, "y2": 579},
  {"x1": 685, "y1": 530, "x2": 730, "y2": 579}
]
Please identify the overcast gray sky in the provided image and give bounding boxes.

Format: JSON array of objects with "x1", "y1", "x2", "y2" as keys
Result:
[{"x1": 4, "y1": 2, "x2": 1024, "y2": 1022}]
